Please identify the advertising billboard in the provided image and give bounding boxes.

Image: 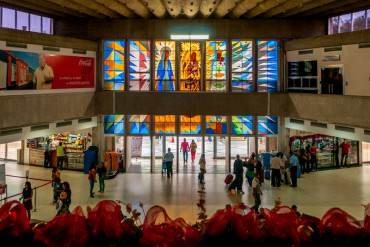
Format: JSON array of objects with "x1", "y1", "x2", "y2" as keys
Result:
[{"x1": 0, "y1": 49, "x2": 95, "y2": 90}]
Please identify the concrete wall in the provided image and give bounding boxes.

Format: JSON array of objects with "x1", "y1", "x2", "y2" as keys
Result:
[{"x1": 55, "y1": 18, "x2": 326, "y2": 40}]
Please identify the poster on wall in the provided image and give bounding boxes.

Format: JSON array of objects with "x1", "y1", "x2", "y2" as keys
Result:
[{"x1": 0, "y1": 50, "x2": 95, "y2": 90}]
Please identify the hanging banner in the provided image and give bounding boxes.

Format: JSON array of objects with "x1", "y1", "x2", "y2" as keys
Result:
[{"x1": 0, "y1": 49, "x2": 95, "y2": 90}]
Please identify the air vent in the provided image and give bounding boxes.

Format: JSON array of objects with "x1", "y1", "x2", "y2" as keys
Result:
[
  {"x1": 43, "y1": 46, "x2": 60, "y2": 52},
  {"x1": 78, "y1": 117, "x2": 92, "y2": 124},
  {"x1": 290, "y1": 118, "x2": 304, "y2": 125},
  {"x1": 6, "y1": 41, "x2": 27, "y2": 48},
  {"x1": 324, "y1": 46, "x2": 342, "y2": 52},
  {"x1": 0, "y1": 128, "x2": 22, "y2": 136},
  {"x1": 31, "y1": 124, "x2": 49, "y2": 132},
  {"x1": 73, "y1": 49, "x2": 87, "y2": 54},
  {"x1": 364, "y1": 129, "x2": 370, "y2": 135},
  {"x1": 335, "y1": 125, "x2": 355, "y2": 133},
  {"x1": 359, "y1": 42, "x2": 370, "y2": 49},
  {"x1": 310, "y1": 122, "x2": 327, "y2": 128},
  {"x1": 298, "y1": 49, "x2": 313, "y2": 55},
  {"x1": 56, "y1": 121, "x2": 72, "y2": 128}
]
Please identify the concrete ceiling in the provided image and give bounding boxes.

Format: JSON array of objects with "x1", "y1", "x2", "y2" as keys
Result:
[{"x1": 3, "y1": 0, "x2": 370, "y2": 19}]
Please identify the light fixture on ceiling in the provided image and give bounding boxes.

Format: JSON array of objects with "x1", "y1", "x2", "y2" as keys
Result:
[{"x1": 170, "y1": 34, "x2": 209, "y2": 40}]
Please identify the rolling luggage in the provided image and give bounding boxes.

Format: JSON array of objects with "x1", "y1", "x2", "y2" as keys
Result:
[{"x1": 224, "y1": 173, "x2": 233, "y2": 185}]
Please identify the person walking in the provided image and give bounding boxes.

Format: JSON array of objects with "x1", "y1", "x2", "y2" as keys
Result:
[
  {"x1": 180, "y1": 138, "x2": 190, "y2": 164},
  {"x1": 163, "y1": 148, "x2": 174, "y2": 178},
  {"x1": 21, "y1": 181, "x2": 33, "y2": 220},
  {"x1": 88, "y1": 166, "x2": 97, "y2": 198},
  {"x1": 290, "y1": 151, "x2": 299, "y2": 187},
  {"x1": 56, "y1": 142, "x2": 65, "y2": 170},
  {"x1": 97, "y1": 162, "x2": 107, "y2": 193},
  {"x1": 44, "y1": 139, "x2": 51, "y2": 168},
  {"x1": 51, "y1": 167, "x2": 60, "y2": 187},
  {"x1": 190, "y1": 140, "x2": 197, "y2": 163},
  {"x1": 198, "y1": 153, "x2": 206, "y2": 184},
  {"x1": 271, "y1": 152, "x2": 283, "y2": 187},
  {"x1": 310, "y1": 143, "x2": 318, "y2": 171},
  {"x1": 252, "y1": 175, "x2": 262, "y2": 213},
  {"x1": 53, "y1": 177, "x2": 62, "y2": 204},
  {"x1": 340, "y1": 140, "x2": 350, "y2": 167},
  {"x1": 233, "y1": 155, "x2": 244, "y2": 194},
  {"x1": 245, "y1": 153, "x2": 256, "y2": 187}
]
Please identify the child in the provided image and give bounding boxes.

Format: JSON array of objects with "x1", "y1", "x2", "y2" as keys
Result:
[
  {"x1": 88, "y1": 165, "x2": 97, "y2": 198},
  {"x1": 198, "y1": 154, "x2": 206, "y2": 184}
]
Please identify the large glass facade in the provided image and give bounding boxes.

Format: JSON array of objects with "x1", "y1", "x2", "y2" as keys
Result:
[
  {"x1": 205, "y1": 116, "x2": 227, "y2": 134},
  {"x1": 155, "y1": 41, "x2": 176, "y2": 91},
  {"x1": 231, "y1": 40, "x2": 254, "y2": 92},
  {"x1": 231, "y1": 116, "x2": 253, "y2": 135},
  {"x1": 103, "y1": 40, "x2": 125, "y2": 90},
  {"x1": 128, "y1": 115, "x2": 150, "y2": 135},
  {"x1": 206, "y1": 40, "x2": 227, "y2": 91},
  {"x1": 180, "y1": 115, "x2": 202, "y2": 134},
  {"x1": 179, "y1": 41, "x2": 201, "y2": 91},
  {"x1": 258, "y1": 116, "x2": 278, "y2": 135},
  {"x1": 104, "y1": 115, "x2": 124, "y2": 134},
  {"x1": 328, "y1": 9, "x2": 370, "y2": 34},
  {"x1": 129, "y1": 40, "x2": 150, "y2": 91},
  {"x1": 154, "y1": 115, "x2": 176, "y2": 134},
  {"x1": 102, "y1": 39, "x2": 279, "y2": 92},
  {"x1": 257, "y1": 40, "x2": 278, "y2": 92}
]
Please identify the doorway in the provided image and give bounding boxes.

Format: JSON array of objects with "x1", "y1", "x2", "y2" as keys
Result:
[
  {"x1": 153, "y1": 136, "x2": 178, "y2": 173},
  {"x1": 204, "y1": 136, "x2": 227, "y2": 173},
  {"x1": 321, "y1": 67, "x2": 343, "y2": 95},
  {"x1": 230, "y1": 137, "x2": 255, "y2": 171},
  {"x1": 178, "y1": 136, "x2": 202, "y2": 174},
  {"x1": 127, "y1": 136, "x2": 151, "y2": 173}
]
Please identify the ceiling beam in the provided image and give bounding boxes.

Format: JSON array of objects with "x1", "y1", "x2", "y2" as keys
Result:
[
  {"x1": 44, "y1": 0, "x2": 105, "y2": 18},
  {"x1": 93, "y1": 0, "x2": 134, "y2": 18},
  {"x1": 301, "y1": 0, "x2": 368, "y2": 17},
  {"x1": 163, "y1": 0, "x2": 182, "y2": 17},
  {"x1": 317, "y1": 1, "x2": 370, "y2": 17},
  {"x1": 215, "y1": 0, "x2": 242, "y2": 17},
  {"x1": 232, "y1": 0, "x2": 264, "y2": 18},
  {"x1": 183, "y1": 0, "x2": 201, "y2": 18},
  {"x1": 200, "y1": 0, "x2": 222, "y2": 17},
  {"x1": 245, "y1": 0, "x2": 290, "y2": 18},
  {"x1": 70, "y1": 0, "x2": 120, "y2": 18},
  {"x1": 279, "y1": 0, "x2": 336, "y2": 17},
  {"x1": 119, "y1": 0, "x2": 151, "y2": 18},
  {"x1": 261, "y1": 0, "x2": 314, "y2": 18},
  {"x1": 140, "y1": 0, "x2": 167, "y2": 18}
]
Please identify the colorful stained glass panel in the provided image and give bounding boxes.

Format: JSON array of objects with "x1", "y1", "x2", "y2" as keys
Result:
[
  {"x1": 180, "y1": 115, "x2": 201, "y2": 134},
  {"x1": 103, "y1": 40, "x2": 125, "y2": 90},
  {"x1": 154, "y1": 115, "x2": 176, "y2": 134},
  {"x1": 205, "y1": 116, "x2": 227, "y2": 135},
  {"x1": 231, "y1": 116, "x2": 253, "y2": 135},
  {"x1": 206, "y1": 41, "x2": 227, "y2": 91},
  {"x1": 257, "y1": 40, "x2": 278, "y2": 92},
  {"x1": 258, "y1": 116, "x2": 278, "y2": 135},
  {"x1": 129, "y1": 40, "x2": 150, "y2": 91},
  {"x1": 232, "y1": 40, "x2": 254, "y2": 92},
  {"x1": 155, "y1": 41, "x2": 176, "y2": 91},
  {"x1": 104, "y1": 115, "x2": 124, "y2": 134},
  {"x1": 180, "y1": 42, "x2": 201, "y2": 91},
  {"x1": 128, "y1": 115, "x2": 150, "y2": 135}
]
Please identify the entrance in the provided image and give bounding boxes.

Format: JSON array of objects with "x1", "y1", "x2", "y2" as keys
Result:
[
  {"x1": 153, "y1": 136, "x2": 178, "y2": 173},
  {"x1": 204, "y1": 136, "x2": 227, "y2": 173},
  {"x1": 321, "y1": 67, "x2": 343, "y2": 95},
  {"x1": 178, "y1": 136, "x2": 202, "y2": 174},
  {"x1": 230, "y1": 137, "x2": 255, "y2": 171},
  {"x1": 127, "y1": 136, "x2": 151, "y2": 173}
]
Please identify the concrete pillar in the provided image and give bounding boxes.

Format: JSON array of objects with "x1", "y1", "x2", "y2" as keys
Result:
[{"x1": 213, "y1": 136, "x2": 217, "y2": 159}]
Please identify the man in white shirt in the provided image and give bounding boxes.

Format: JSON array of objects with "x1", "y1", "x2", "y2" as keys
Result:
[
  {"x1": 34, "y1": 55, "x2": 54, "y2": 90},
  {"x1": 271, "y1": 152, "x2": 283, "y2": 187},
  {"x1": 163, "y1": 148, "x2": 174, "y2": 178}
]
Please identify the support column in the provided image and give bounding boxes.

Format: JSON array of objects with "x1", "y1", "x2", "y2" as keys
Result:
[
  {"x1": 151, "y1": 136, "x2": 155, "y2": 173},
  {"x1": 213, "y1": 136, "x2": 217, "y2": 159},
  {"x1": 226, "y1": 136, "x2": 231, "y2": 173}
]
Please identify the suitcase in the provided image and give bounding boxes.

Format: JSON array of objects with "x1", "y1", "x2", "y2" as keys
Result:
[{"x1": 224, "y1": 174, "x2": 233, "y2": 185}]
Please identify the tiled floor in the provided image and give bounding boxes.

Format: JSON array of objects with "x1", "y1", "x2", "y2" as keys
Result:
[{"x1": 2, "y1": 162, "x2": 370, "y2": 224}]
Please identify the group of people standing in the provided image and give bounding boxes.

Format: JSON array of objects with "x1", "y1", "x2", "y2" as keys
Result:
[
  {"x1": 44, "y1": 140, "x2": 68, "y2": 170},
  {"x1": 88, "y1": 162, "x2": 107, "y2": 198},
  {"x1": 51, "y1": 167, "x2": 72, "y2": 216}
]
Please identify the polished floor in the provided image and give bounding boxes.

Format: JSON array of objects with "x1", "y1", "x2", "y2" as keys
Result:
[{"x1": 2, "y1": 162, "x2": 370, "y2": 223}]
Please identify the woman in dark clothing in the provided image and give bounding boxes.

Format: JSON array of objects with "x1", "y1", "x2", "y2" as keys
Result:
[
  {"x1": 62, "y1": 181, "x2": 72, "y2": 208},
  {"x1": 21, "y1": 181, "x2": 33, "y2": 220},
  {"x1": 299, "y1": 148, "x2": 308, "y2": 174}
]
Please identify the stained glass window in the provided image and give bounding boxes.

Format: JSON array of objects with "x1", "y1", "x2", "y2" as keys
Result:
[
  {"x1": 154, "y1": 115, "x2": 176, "y2": 134},
  {"x1": 257, "y1": 40, "x2": 278, "y2": 92},
  {"x1": 128, "y1": 115, "x2": 150, "y2": 134},
  {"x1": 180, "y1": 115, "x2": 201, "y2": 134},
  {"x1": 231, "y1": 40, "x2": 254, "y2": 92},
  {"x1": 155, "y1": 41, "x2": 176, "y2": 91},
  {"x1": 129, "y1": 40, "x2": 150, "y2": 91},
  {"x1": 206, "y1": 41, "x2": 227, "y2": 91},
  {"x1": 104, "y1": 115, "x2": 124, "y2": 134},
  {"x1": 103, "y1": 40, "x2": 125, "y2": 90},
  {"x1": 180, "y1": 41, "x2": 201, "y2": 91},
  {"x1": 231, "y1": 116, "x2": 253, "y2": 135},
  {"x1": 258, "y1": 116, "x2": 278, "y2": 135},
  {"x1": 205, "y1": 116, "x2": 227, "y2": 135}
]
